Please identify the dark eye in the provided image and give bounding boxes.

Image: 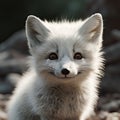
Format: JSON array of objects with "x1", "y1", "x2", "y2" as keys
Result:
[
  {"x1": 74, "y1": 52, "x2": 83, "y2": 60},
  {"x1": 48, "y1": 53, "x2": 58, "y2": 60}
]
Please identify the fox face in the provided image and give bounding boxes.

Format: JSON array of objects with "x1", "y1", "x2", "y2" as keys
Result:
[{"x1": 26, "y1": 13, "x2": 103, "y2": 81}]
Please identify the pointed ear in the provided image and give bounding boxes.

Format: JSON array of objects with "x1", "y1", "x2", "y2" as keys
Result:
[
  {"x1": 79, "y1": 13, "x2": 103, "y2": 42},
  {"x1": 26, "y1": 15, "x2": 50, "y2": 49}
]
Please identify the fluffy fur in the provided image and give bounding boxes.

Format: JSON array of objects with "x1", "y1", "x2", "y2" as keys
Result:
[{"x1": 7, "y1": 13, "x2": 104, "y2": 120}]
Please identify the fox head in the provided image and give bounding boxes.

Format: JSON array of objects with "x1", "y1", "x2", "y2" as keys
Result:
[{"x1": 26, "y1": 13, "x2": 103, "y2": 83}]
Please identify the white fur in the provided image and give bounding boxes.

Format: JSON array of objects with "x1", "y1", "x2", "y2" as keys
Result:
[{"x1": 7, "y1": 13, "x2": 104, "y2": 120}]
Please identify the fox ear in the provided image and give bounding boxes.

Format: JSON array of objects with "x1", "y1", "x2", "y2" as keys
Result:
[
  {"x1": 79, "y1": 13, "x2": 103, "y2": 42},
  {"x1": 26, "y1": 15, "x2": 50, "y2": 49}
]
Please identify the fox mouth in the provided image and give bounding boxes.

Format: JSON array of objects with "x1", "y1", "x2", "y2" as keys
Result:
[{"x1": 49, "y1": 71, "x2": 81, "y2": 79}]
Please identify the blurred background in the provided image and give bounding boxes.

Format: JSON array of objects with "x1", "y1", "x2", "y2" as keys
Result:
[{"x1": 0, "y1": 0, "x2": 120, "y2": 119}]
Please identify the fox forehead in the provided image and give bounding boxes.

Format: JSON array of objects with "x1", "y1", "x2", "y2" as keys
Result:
[
  {"x1": 35, "y1": 37, "x2": 78, "y2": 58},
  {"x1": 44, "y1": 20, "x2": 83, "y2": 35}
]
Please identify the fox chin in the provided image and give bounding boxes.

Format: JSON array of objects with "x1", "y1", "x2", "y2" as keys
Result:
[{"x1": 7, "y1": 13, "x2": 104, "y2": 120}]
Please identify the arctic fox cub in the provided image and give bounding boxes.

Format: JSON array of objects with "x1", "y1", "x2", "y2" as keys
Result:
[{"x1": 8, "y1": 13, "x2": 104, "y2": 120}]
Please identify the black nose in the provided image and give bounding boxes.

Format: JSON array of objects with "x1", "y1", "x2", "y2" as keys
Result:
[{"x1": 61, "y1": 68, "x2": 70, "y2": 75}]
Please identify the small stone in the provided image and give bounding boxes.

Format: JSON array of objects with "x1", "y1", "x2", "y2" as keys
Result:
[
  {"x1": 106, "y1": 112, "x2": 120, "y2": 120},
  {"x1": 101, "y1": 100, "x2": 120, "y2": 112},
  {"x1": 0, "y1": 110, "x2": 7, "y2": 120},
  {"x1": 6, "y1": 73, "x2": 21, "y2": 86}
]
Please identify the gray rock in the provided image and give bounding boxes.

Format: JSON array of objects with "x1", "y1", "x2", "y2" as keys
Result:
[
  {"x1": 0, "y1": 30, "x2": 28, "y2": 55},
  {"x1": 0, "y1": 57, "x2": 28, "y2": 76},
  {"x1": 0, "y1": 80, "x2": 14, "y2": 94}
]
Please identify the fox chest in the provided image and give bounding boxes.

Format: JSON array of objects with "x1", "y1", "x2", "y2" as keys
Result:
[{"x1": 34, "y1": 87, "x2": 86, "y2": 118}]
